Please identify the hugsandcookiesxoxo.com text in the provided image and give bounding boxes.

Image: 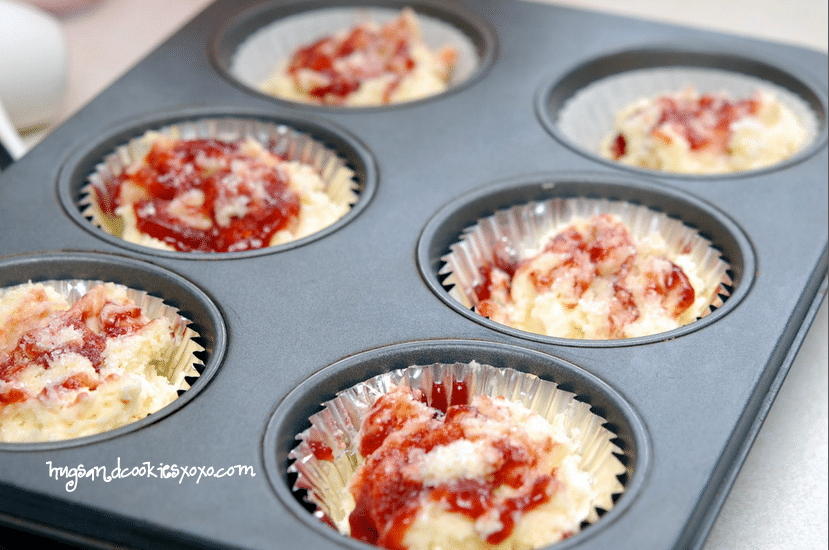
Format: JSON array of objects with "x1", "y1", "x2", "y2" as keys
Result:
[{"x1": 46, "y1": 458, "x2": 256, "y2": 492}]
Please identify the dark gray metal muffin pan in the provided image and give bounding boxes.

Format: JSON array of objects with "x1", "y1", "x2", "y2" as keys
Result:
[{"x1": 0, "y1": 1, "x2": 826, "y2": 549}]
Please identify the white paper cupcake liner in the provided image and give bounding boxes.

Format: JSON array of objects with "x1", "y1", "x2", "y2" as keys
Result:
[
  {"x1": 557, "y1": 66, "x2": 820, "y2": 165},
  {"x1": 440, "y1": 196, "x2": 732, "y2": 334},
  {"x1": 288, "y1": 361, "x2": 627, "y2": 538},
  {"x1": 79, "y1": 118, "x2": 359, "y2": 251},
  {"x1": 229, "y1": 6, "x2": 479, "y2": 103}
]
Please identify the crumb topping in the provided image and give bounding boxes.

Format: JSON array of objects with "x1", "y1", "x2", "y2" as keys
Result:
[
  {"x1": 601, "y1": 87, "x2": 807, "y2": 173},
  {"x1": 474, "y1": 214, "x2": 699, "y2": 339},
  {"x1": 346, "y1": 385, "x2": 590, "y2": 550}
]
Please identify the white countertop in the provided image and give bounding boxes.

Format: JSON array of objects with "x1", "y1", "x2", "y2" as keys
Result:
[{"x1": 27, "y1": 0, "x2": 829, "y2": 548}]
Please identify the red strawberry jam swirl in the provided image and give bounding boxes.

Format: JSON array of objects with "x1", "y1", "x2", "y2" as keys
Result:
[
  {"x1": 286, "y1": 9, "x2": 427, "y2": 105},
  {"x1": 114, "y1": 138, "x2": 300, "y2": 253},
  {"x1": 347, "y1": 386, "x2": 572, "y2": 550},
  {"x1": 611, "y1": 92, "x2": 761, "y2": 159},
  {"x1": 0, "y1": 284, "x2": 152, "y2": 406}
]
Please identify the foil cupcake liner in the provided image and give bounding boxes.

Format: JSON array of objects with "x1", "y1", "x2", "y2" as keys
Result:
[
  {"x1": 439, "y1": 196, "x2": 732, "y2": 334},
  {"x1": 288, "y1": 361, "x2": 626, "y2": 538},
  {"x1": 229, "y1": 6, "x2": 479, "y2": 104},
  {"x1": 79, "y1": 117, "x2": 359, "y2": 251},
  {"x1": 556, "y1": 66, "x2": 820, "y2": 166}
]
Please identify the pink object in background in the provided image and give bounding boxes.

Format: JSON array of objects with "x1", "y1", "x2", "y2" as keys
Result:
[{"x1": 26, "y1": 0, "x2": 101, "y2": 16}]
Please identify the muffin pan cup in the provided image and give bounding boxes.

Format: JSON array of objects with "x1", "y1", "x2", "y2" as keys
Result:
[
  {"x1": 0, "y1": 251, "x2": 225, "y2": 450},
  {"x1": 266, "y1": 340, "x2": 646, "y2": 549},
  {"x1": 78, "y1": 117, "x2": 361, "y2": 254},
  {"x1": 217, "y1": 1, "x2": 489, "y2": 108},
  {"x1": 56, "y1": 106, "x2": 377, "y2": 259},
  {"x1": 425, "y1": 176, "x2": 743, "y2": 344},
  {"x1": 0, "y1": 1, "x2": 826, "y2": 549},
  {"x1": 538, "y1": 47, "x2": 827, "y2": 177}
]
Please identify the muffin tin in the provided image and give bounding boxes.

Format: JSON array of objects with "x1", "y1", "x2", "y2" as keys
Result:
[{"x1": 0, "y1": 0, "x2": 826, "y2": 549}]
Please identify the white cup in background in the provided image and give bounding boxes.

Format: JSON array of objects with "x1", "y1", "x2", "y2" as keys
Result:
[{"x1": 0, "y1": 0, "x2": 68, "y2": 155}]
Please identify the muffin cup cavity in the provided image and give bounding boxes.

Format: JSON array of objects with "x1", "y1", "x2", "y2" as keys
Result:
[
  {"x1": 0, "y1": 252, "x2": 225, "y2": 449},
  {"x1": 417, "y1": 173, "x2": 754, "y2": 346},
  {"x1": 58, "y1": 110, "x2": 376, "y2": 259},
  {"x1": 538, "y1": 48, "x2": 827, "y2": 177},
  {"x1": 263, "y1": 340, "x2": 647, "y2": 548},
  {"x1": 212, "y1": 0, "x2": 494, "y2": 108}
]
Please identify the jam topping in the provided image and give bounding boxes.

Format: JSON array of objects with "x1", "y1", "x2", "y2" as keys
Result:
[
  {"x1": 347, "y1": 386, "x2": 572, "y2": 549},
  {"x1": 284, "y1": 8, "x2": 458, "y2": 106},
  {"x1": 475, "y1": 214, "x2": 697, "y2": 339},
  {"x1": 473, "y1": 238, "x2": 521, "y2": 304},
  {"x1": 115, "y1": 138, "x2": 300, "y2": 253},
  {"x1": 610, "y1": 133, "x2": 627, "y2": 159},
  {"x1": 0, "y1": 284, "x2": 154, "y2": 407},
  {"x1": 611, "y1": 91, "x2": 761, "y2": 159},
  {"x1": 287, "y1": 10, "x2": 418, "y2": 104},
  {"x1": 424, "y1": 379, "x2": 470, "y2": 415},
  {"x1": 307, "y1": 439, "x2": 334, "y2": 462}
]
